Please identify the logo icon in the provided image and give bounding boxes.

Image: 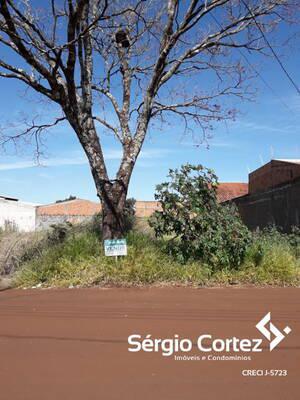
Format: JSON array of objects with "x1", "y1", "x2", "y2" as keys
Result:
[{"x1": 256, "y1": 312, "x2": 291, "y2": 351}]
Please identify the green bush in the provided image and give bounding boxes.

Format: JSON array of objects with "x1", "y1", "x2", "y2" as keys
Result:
[
  {"x1": 47, "y1": 222, "x2": 73, "y2": 245},
  {"x1": 88, "y1": 198, "x2": 136, "y2": 237},
  {"x1": 88, "y1": 212, "x2": 103, "y2": 237},
  {"x1": 123, "y1": 198, "x2": 137, "y2": 233},
  {"x1": 149, "y1": 164, "x2": 251, "y2": 268}
]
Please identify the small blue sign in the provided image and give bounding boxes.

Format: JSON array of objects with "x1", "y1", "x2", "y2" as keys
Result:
[{"x1": 104, "y1": 239, "x2": 127, "y2": 256}]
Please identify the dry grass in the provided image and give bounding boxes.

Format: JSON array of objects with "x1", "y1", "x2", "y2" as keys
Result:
[{"x1": 0, "y1": 231, "x2": 46, "y2": 275}]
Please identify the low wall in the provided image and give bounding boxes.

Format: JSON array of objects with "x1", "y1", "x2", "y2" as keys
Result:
[
  {"x1": 0, "y1": 199, "x2": 36, "y2": 232},
  {"x1": 232, "y1": 177, "x2": 300, "y2": 232},
  {"x1": 36, "y1": 215, "x2": 94, "y2": 230}
]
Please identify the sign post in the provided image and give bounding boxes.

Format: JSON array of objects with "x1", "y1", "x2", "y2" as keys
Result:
[{"x1": 104, "y1": 239, "x2": 127, "y2": 259}]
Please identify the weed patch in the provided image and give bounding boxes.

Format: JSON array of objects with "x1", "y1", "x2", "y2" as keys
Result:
[{"x1": 13, "y1": 229, "x2": 300, "y2": 288}]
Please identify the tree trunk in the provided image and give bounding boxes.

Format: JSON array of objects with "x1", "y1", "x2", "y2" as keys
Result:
[
  {"x1": 66, "y1": 114, "x2": 134, "y2": 241},
  {"x1": 102, "y1": 200, "x2": 124, "y2": 240},
  {"x1": 101, "y1": 184, "x2": 127, "y2": 240}
]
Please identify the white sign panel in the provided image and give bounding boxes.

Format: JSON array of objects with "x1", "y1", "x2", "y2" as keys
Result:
[{"x1": 104, "y1": 239, "x2": 127, "y2": 257}]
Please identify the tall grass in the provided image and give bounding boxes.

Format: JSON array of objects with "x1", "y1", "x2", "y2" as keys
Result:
[
  {"x1": 238, "y1": 231, "x2": 300, "y2": 285},
  {"x1": 13, "y1": 226, "x2": 300, "y2": 288},
  {"x1": 14, "y1": 232, "x2": 212, "y2": 287}
]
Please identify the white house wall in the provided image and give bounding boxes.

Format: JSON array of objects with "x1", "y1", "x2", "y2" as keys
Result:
[{"x1": 0, "y1": 199, "x2": 36, "y2": 232}]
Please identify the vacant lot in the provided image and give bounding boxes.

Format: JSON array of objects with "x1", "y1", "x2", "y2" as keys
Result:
[{"x1": 0, "y1": 287, "x2": 299, "y2": 399}]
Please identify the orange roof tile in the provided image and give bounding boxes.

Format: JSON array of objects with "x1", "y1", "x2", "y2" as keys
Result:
[
  {"x1": 37, "y1": 199, "x2": 101, "y2": 216},
  {"x1": 217, "y1": 183, "x2": 248, "y2": 203}
]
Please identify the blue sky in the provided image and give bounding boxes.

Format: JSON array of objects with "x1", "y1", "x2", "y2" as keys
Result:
[{"x1": 0, "y1": 26, "x2": 299, "y2": 204}]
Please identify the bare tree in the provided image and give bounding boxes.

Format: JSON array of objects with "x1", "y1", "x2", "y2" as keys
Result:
[{"x1": 0, "y1": 0, "x2": 296, "y2": 239}]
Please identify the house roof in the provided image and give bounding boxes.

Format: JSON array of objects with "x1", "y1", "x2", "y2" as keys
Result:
[
  {"x1": 0, "y1": 195, "x2": 19, "y2": 202},
  {"x1": 217, "y1": 183, "x2": 248, "y2": 203},
  {"x1": 274, "y1": 159, "x2": 300, "y2": 165},
  {"x1": 37, "y1": 199, "x2": 101, "y2": 216}
]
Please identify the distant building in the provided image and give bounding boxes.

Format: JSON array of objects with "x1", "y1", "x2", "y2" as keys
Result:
[
  {"x1": 36, "y1": 198, "x2": 102, "y2": 230},
  {"x1": 0, "y1": 197, "x2": 167, "y2": 232},
  {"x1": 0, "y1": 182, "x2": 249, "y2": 232},
  {"x1": 217, "y1": 183, "x2": 248, "y2": 203},
  {"x1": 4, "y1": 158, "x2": 299, "y2": 233},
  {"x1": 231, "y1": 159, "x2": 300, "y2": 232},
  {"x1": 0, "y1": 195, "x2": 37, "y2": 232},
  {"x1": 36, "y1": 198, "x2": 162, "y2": 229},
  {"x1": 36, "y1": 184, "x2": 247, "y2": 230},
  {"x1": 249, "y1": 159, "x2": 300, "y2": 194}
]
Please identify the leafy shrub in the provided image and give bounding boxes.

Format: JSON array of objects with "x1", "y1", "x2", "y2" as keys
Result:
[
  {"x1": 47, "y1": 222, "x2": 73, "y2": 245},
  {"x1": 89, "y1": 198, "x2": 136, "y2": 237},
  {"x1": 89, "y1": 212, "x2": 103, "y2": 237},
  {"x1": 123, "y1": 198, "x2": 136, "y2": 233},
  {"x1": 56, "y1": 195, "x2": 77, "y2": 203},
  {"x1": 149, "y1": 164, "x2": 251, "y2": 268}
]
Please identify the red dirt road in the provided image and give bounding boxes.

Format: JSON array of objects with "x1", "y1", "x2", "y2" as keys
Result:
[{"x1": 0, "y1": 287, "x2": 299, "y2": 399}]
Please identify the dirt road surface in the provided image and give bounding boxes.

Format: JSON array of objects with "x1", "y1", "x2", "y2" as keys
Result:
[{"x1": 0, "y1": 287, "x2": 299, "y2": 399}]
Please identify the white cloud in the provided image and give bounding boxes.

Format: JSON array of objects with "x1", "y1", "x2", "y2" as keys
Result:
[
  {"x1": 0, "y1": 148, "x2": 172, "y2": 171},
  {"x1": 231, "y1": 119, "x2": 300, "y2": 135},
  {"x1": 0, "y1": 160, "x2": 37, "y2": 171},
  {"x1": 0, "y1": 158, "x2": 85, "y2": 171}
]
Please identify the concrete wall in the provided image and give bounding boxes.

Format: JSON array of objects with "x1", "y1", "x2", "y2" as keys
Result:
[
  {"x1": 36, "y1": 215, "x2": 94, "y2": 230},
  {"x1": 0, "y1": 198, "x2": 36, "y2": 232},
  {"x1": 233, "y1": 177, "x2": 300, "y2": 232}
]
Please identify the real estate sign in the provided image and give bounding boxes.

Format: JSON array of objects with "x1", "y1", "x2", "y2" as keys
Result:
[{"x1": 104, "y1": 239, "x2": 127, "y2": 257}]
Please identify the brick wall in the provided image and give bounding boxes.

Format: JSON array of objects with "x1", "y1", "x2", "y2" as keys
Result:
[
  {"x1": 249, "y1": 160, "x2": 300, "y2": 194},
  {"x1": 233, "y1": 177, "x2": 300, "y2": 232}
]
